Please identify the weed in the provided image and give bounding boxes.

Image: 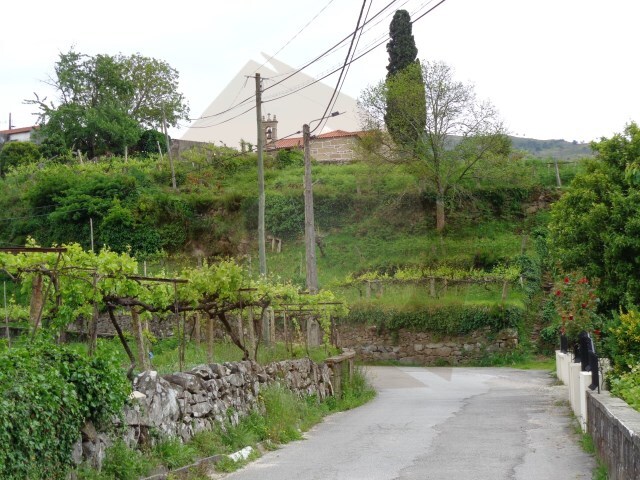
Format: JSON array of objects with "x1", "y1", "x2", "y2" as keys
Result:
[{"x1": 152, "y1": 437, "x2": 198, "y2": 470}]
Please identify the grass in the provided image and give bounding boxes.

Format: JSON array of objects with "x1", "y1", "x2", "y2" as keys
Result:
[
  {"x1": 470, "y1": 349, "x2": 555, "y2": 369},
  {"x1": 342, "y1": 282, "x2": 525, "y2": 310},
  {"x1": 569, "y1": 414, "x2": 609, "y2": 480},
  {"x1": 268, "y1": 219, "x2": 528, "y2": 288},
  {"x1": 62, "y1": 337, "x2": 340, "y2": 377},
  {"x1": 76, "y1": 367, "x2": 375, "y2": 479}
]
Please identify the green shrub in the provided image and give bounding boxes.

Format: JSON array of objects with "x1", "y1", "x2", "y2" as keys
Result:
[
  {"x1": 604, "y1": 309, "x2": 640, "y2": 376},
  {"x1": 0, "y1": 341, "x2": 130, "y2": 479},
  {"x1": 610, "y1": 365, "x2": 640, "y2": 411},
  {"x1": 0, "y1": 141, "x2": 42, "y2": 176},
  {"x1": 344, "y1": 304, "x2": 523, "y2": 335},
  {"x1": 274, "y1": 149, "x2": 304, "y2": 168}
]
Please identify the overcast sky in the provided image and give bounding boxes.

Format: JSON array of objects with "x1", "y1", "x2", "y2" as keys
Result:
[{"x1": 1, "y1": 0, "x2": 638, "y2": 143}]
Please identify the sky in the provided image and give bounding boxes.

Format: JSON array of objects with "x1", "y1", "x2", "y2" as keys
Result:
[{"x1": 1, "y1": 0, "x2": 639, "y2": 143}]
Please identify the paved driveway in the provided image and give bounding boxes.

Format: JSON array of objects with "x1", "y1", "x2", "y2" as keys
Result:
[{"x1": 223, "y1": 366, "x2": 595, "y2": 479}]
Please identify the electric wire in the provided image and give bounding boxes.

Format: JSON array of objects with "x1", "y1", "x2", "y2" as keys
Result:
[
  {"x1": 254, "y1": 0, "x2": 337, "y2": 74},
  {"x1": 188, "y1": 0, "x2": 401, "y2": 123},
  {"x1": 313, "y1": 0, "x2": 372, "y2": 135},
  {"x1": 188, "y1": 0, "x2": 448, "y2": 129},
  {"x1": 310, "y1": 0, "x2": 368, "y2": 135}
]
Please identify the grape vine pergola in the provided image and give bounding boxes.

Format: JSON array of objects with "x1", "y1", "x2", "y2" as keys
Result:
[{"x1": 0, "y1": 243, "x2": 347, "y2": 376}]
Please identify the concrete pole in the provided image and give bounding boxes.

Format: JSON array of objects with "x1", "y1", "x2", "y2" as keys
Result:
[
  {"x1": 256, "y1": 73, "x2": 267, "y2": 276},
  {"x1": 303, "y1": 124, "x2": 318, "y2": 294}
]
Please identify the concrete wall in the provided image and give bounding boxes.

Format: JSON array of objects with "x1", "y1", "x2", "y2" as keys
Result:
[
  {"x1": 587, "y1": 391, "x2": 640, "y2": 480},
  {"x1": 337, "y1": 324, "x2": 518, "y2": 365}
]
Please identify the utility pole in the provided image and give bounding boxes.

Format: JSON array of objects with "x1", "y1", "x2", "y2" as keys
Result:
[
  {"x1": 255, "y1": 73, "x2": 267, "y2": 276},
  {"x1": 303, "y1": 123, "x2": 318, "y2": 293},
  {"x1": 89, "y1": 218, "x2": 94, "y2": 253},
  {"x1": 162, "y1": 106, "x2": 177, "y2": 190}
]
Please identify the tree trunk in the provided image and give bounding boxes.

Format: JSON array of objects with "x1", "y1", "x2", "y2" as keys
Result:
[
  {"x1": 206, "y1": 313, "x2": 214, "y2": 363},
  {"x1": 29, "y1": 274, "x2": 44, "y2": 331},
  {"x1": 246, "y1": 306, "x2": 256, "y2": 360},
  {"x1": 436, "y1": 194, "x2": 446, "y2": 232},
  {"x1": 194, "y1": 313, "x2": 201, "y2": 348},
  {"x1": 88, "y1": 304, "x2": 99, "y2": 356},
  {"x1": 107, "y1": 306, "x2": 136, "y2": 379},
  {"x1": 131, "y1": 308, "x2": 150, "y2": 371}
]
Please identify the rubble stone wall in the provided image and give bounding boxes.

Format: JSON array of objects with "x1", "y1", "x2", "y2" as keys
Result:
[
  {"x1": 78, "y1": 358, "x2": 332, "y2": 468},
  {"x1": 336, "y1": 324, "x2": 519, "y2": 365}
]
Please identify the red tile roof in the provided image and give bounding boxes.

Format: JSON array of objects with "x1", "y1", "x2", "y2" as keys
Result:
[
  {"x1": 0, "y1": 126, "x2": 38, "y2": 135},
  {"x1": 268, "y1": 130, "x2": 365, "y2": 150}
]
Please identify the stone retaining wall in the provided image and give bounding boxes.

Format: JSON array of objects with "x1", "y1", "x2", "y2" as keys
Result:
[
  {"x1": 337, "y1": 324, "x2": 518, "y2": 364},
  {"x1": 587, "y1": 390, "x2": 640, "y2": 480},
  {"x1": 78, "y1": 358, "x2": 332, "y2": 468}
]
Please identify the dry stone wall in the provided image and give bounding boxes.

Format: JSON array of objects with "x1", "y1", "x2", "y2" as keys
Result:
[
  {"x1": 78, "y1": 358, "x2": 332, "y2": 469},
  {"x1": 337, "y1": 324, "x2": 518, "y2": 365}
]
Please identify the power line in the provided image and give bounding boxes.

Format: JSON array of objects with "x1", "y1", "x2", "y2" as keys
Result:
[
  {"x1": 255, "y1": 0, "x2": 337, "y2": 74},
  {"x1": 314, "y1": 0, "x2": 372, "y2": 135},
  {"x1": 188, "y1": 0, "x2": 402, "y2": 123},
  {"x1": 311, "y1": 0, "x2": 369, "y2": 135},
  {"x1": 188, "y1": 0, "x2": 449, "y2": 130},
  {"x1": 264, "y1": 0, "x2": 448, "y2": 105},
  {"x1": 261, "y1": 0, "x2": 399, "y2": 95}
]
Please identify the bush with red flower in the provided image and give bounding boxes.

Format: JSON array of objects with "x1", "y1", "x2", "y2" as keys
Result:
[{"x1": 552, "y1": 273, "x2": 601, "y2": 344}]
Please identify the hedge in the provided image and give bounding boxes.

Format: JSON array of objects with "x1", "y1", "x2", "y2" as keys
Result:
[{"x1": 343, "y1": 303, "x2": 523, "y2": 335}]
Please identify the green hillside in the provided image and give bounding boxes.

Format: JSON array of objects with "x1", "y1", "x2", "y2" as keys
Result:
[
  {"x1": 509, "y1": 136, "x2": 593, "y2": 160},
  {"x1": 0, "y1": 146, "x2": 584, "y2": 284}
]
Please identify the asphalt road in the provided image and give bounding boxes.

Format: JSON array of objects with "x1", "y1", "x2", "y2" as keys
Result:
[{"x1": 222, "y1": 366, "x2": 595, "y2": 480}]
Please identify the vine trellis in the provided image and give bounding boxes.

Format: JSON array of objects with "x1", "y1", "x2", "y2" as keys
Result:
[{"x1": 0, "y1": 242, "x2": 347, "y2": 376}]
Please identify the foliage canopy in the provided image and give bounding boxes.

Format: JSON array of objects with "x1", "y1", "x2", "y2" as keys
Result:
[
  {"x1": 384, "y1": 10, "x2": 426, "y2": 149},
  {"x1": 29, "y1": 49, "x2": 189, "y2": 158},
  {"x1": 549, "y1": 122, "x2": 640, "y2": 309},
  {"x1": 359, "y1": 60, "x2": 510, "y2": 231},
  {"x1": 0, "y1": 141, "x2": 42, "y2": 176}
]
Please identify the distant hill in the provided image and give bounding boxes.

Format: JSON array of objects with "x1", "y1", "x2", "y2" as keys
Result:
[{"x1": 510, "y1": 136, "x2": 594, "y2": 160}]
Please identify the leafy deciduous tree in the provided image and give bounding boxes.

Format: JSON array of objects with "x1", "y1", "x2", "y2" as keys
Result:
[
  {"x1": 28, "y1": 49, "x2": 189, "y2": 158},
  {"x1": 359, "y1": 60, "x2": 509, "y2": 231}
]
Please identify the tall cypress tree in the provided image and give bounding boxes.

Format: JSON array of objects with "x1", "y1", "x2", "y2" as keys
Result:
[
  {"x1": 386, "y1": 10, "x2": 418, "y2": 78},
  {"x1": 384, "y1": 10, "x2": 426, "y2": 148}
]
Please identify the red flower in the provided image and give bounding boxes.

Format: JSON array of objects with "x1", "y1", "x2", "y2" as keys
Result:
[
  {"x1": 579, "y1": 277, "x2": 588, "y2": 284},
  {"x1": 594, "y1": 329, "x2": 601, "y2": 337},
  {"x1": 555, "y1": 290, "x2": 562, "y2": 296},
  {"x1": 569, "y1": 314, "x2": 574, "y2": 321},
  {"x1": 581, "y1": 303, "x2": 587, "y2": 308},
  {"x1": 564, "y1": 276, "x2": 570, "y2": 284}
]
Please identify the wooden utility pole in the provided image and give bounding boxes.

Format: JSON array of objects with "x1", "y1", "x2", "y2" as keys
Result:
[
  {"x1": 303, "y1": 124, "x2": 318, "y2": 294},
  {"x1": 255, "y1": 74, "x2": 267, "y2": 276},
  {"x1": 554, "y1": 157, "x2": 562, "y2": 188},
  {"x1": 89, "y1": 218, "x2": 94, "y2": 253},
  {"x1": 162, "y1": 107, "x2": 177, "y2": 190}
]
